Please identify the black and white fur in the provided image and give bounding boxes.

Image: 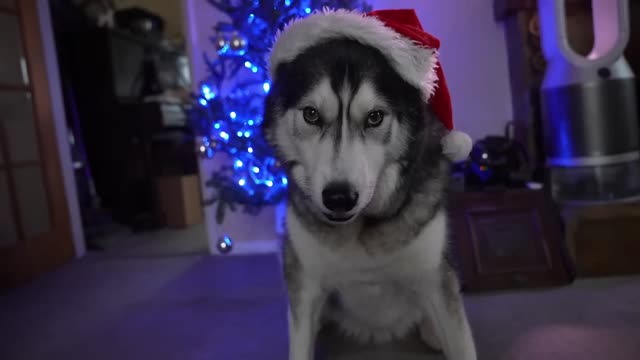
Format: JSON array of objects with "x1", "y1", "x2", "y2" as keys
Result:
[{"x1": 263, "y1": 37, "x2": 477, "y2": 360}]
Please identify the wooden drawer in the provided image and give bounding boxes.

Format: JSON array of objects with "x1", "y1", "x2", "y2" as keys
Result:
[{"x1": 449, "y1": 189, "x2": 573, "y2": 292}]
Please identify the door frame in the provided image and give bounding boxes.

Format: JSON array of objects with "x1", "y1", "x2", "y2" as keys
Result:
[{"x1": 34, "y1": 0, "x2": 85, "y2": 257}]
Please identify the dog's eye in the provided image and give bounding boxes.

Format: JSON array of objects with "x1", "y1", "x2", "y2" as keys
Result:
[
  {"x1": 366, "y1": 111, "x2": 385, "y2": 128},
  {"x1": 302, "y1": 107, "x2": 320, "y2": 125}
]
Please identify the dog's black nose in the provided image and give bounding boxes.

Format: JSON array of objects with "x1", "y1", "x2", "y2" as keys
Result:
[{"x1": 322, "y1": 183, "x2": 358, "y2": 212}]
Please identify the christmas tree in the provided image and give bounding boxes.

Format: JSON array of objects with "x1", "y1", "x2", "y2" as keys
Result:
[{"x1": 190, "y1": 0, "x2": 371, "y2": 224}]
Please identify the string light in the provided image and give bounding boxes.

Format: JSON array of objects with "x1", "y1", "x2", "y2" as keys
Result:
[{"x1": 202, "y1": 85, "x2": 215, "y2": 99}]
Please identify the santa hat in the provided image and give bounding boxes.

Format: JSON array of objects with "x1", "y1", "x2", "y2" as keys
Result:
[{"x1": 268, "y1": 8, "x2": 472, "y2": 162}]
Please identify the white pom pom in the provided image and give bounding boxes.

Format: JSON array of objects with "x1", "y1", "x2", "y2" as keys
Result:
[{"x1": 442, "y1": 130, "x2": 472, "y2": 162}]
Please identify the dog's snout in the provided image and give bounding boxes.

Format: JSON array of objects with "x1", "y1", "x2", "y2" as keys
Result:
[{"x1": 322, "y1": 182, "x2": 359, "y2": 212}]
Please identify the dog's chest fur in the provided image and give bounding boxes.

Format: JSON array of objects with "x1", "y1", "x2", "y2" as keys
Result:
[{"x1": 286, "y1": 207, "x2": 448, "y2": 343}]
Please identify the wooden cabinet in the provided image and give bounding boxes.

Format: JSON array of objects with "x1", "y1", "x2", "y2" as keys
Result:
[
  {"x1": 564, "y1": 203, "x2": 640, "y2": 277},
  {"x1": 449, "y1": 189, "x2": 574, "y2": 292}
]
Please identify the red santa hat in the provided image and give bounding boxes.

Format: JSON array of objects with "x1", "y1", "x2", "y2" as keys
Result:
[{"x1": 268, "y1": 8, "x2": 472, "y2": 162}]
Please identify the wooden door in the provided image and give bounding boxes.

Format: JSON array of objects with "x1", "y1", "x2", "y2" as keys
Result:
[{"x1": 0, "y1": 0, "x2": 75, "y2": 289}]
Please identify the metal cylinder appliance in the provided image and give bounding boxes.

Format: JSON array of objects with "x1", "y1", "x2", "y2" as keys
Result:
[{"x1": 537, "y1": 0, "x2": 640, "y2": 203}]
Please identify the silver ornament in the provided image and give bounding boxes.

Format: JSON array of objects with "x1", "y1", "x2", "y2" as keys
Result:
[
  {"x1": 229, "y1": 33, "x2": 248, "y2": 51},
  {"x1": 217, "y1": 235, "x2": 233, "y2": 254},
  {"x1": 215, "y1": 35, "x2": 228, "y2": 51}
]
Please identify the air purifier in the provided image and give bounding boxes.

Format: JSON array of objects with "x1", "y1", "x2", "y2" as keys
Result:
[{"x1": 538, "y1": 0, "x2": 640, "y2": 203}]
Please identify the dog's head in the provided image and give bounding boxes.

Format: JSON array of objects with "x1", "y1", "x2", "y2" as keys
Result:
[{"x1": 262, "y1": 38, "x2": 444, "y2": 225}]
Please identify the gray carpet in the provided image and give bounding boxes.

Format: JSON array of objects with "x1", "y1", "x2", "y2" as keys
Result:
[
  {"x1": 0, "y1": 253, "x2": 288, "y2": 360},
  {"x1": 1, "y1": 248, "x2": 640, "y2": 360},
  {"x1": 322, "y1": 275, "x2": 640, "y2": 360},
  {"x1": 91, "y1": 224, "x2": 210, "y2": 257}
]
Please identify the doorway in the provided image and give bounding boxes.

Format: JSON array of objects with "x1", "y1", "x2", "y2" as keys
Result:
[{"x1": 49, "y1": 0, "x2": 208, "y2": 257}]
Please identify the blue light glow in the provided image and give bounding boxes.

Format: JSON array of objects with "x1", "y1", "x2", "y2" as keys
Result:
[
  {"x1": 244, "y1": 131, "x2": 250, "y2": 138},
  {"x1": 237, "y1": 131, "x2": 243, "y2": 137},
  {"x1": 199, "y1": 99, "x2": 207, "y2": 106},
  {"x1": 230, "y1": 112, "x2": 237, "y2": 119},
  {"x1": 251, "y1": 66, "x2": 258, "y2": 73},
  {"x1": 248, "y1": 13, "x2": 255, "y2": 23},
  {"x1": 239, "y1": 179, "x2": 246, "y2": 186},
  {"x1": 235, "y1": 160, "x2": 243, "y2": 167},
  {"x1": 220, "y1": 132, "x2": 229, "y2": 140},
  {"x1": 244, "y1": 61, "x2": 252, "y2": 68},
  {"x1": 282, "y1": 178, "x2": 288, "y2": 185},
  {"x1": 252, "y1": 167, "x2": 260, "y2": 173},
  {"x1": 247, "y1": 120, "x2": 254, "y2": 126},
  {"x1": 305, "y1": 7, "x2": 311, "y2": 14},
  {"x1": 202, "y1": 85, "x2": 215, "y2": 100},
  {"x1": 248, "y1": 147, "x2": 253, "y2": 153},
  {"x1": 266, "y1": 180, "x2": 273, "y2": 187},
  {"x1": 263, "y1": 82, "x2": 270, "y2": 93},
  {"x1": 214, "y1": 123, "x2": 221, "y2": 129},
  {"x1": 285, "y1": 0, "x2": 291, "y2": 5}
]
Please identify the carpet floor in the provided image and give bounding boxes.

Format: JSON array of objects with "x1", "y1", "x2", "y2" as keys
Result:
[
  {"x1": 90, "y1": 224, "x2": 210, "y2": 257},
  {"x1": 1, "y1": 244, "x2": 639, "y2": 360}
]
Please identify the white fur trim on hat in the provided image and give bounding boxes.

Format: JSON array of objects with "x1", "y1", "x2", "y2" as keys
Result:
[
  {"x1": 442, "y1": 130, "x2": 472, "y2": 162},
  {"x1": 268, "y1": 8, "x2": 439, "y2": 101}
]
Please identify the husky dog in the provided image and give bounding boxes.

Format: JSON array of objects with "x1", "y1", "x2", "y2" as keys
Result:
[{"x1": 262, "y1": 9, "x2": 476, "y2": 360}]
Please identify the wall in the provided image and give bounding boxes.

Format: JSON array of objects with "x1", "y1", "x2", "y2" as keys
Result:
[{"x1": 182, "y1": 0, "x2": 227, "y2": 90}]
